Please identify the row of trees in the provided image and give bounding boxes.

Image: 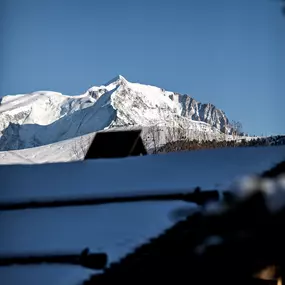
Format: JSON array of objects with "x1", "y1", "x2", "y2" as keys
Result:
[
  {"x1": 146, "y1": 119, "x2": 284, "y2": 154},
  {"x1": 156, "y1": 138, "x2": 274, "y2": 154}
]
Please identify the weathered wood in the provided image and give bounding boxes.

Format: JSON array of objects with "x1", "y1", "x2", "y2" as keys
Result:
[
  {"x1": 0, "y1": 188, "x2": 219, "y2": 211},
  {"x1": 0, "y1": 249, "x2": 107, "y2": 270}
]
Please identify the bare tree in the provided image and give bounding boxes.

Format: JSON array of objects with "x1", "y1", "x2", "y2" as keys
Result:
[
  {"x1": 148, "y1": 125, "x2": 161, "y2": 154},
  {"x1": 165, "y1": 126, "x2": 182, "y2": 143},
  {"x1": 164, "y1": 122, "x2": 190, "y2": 152},
  {"x1": 231, "y1": 120, "x2": 243, "y2": 140}
]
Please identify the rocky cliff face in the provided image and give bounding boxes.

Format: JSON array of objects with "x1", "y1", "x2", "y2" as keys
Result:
[{"x1": 0, "y1": 75, "x2": 233, "y2": 151}]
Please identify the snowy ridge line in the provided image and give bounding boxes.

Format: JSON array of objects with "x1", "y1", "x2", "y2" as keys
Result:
[{"x1": 0, "y1": 188, "x2": 220, "y2": 211}]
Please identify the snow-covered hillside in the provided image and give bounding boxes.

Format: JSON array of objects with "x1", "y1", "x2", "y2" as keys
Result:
[
  {"x1": 0, "y1": 126, "x2": 260, "y2": 165},
  {"x1": 0, "y1": 75, "x2": 233, "y2": 151}
]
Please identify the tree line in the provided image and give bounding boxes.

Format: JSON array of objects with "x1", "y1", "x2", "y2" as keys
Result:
[{"x1": 155, "y1": 135, "x2": 285, "y2": 154}]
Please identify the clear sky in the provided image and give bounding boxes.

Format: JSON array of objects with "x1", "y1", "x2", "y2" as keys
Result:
[{"x1": 1, "y1": 0, "x2": 284, "y2": 136}]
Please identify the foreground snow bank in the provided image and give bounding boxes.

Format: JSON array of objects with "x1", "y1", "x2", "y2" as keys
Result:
[{"x1": 0, "y1": 145, "x2": 285, "y2": 285}]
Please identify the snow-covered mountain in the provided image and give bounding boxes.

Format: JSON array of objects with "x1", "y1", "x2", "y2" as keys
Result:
[{"x1": 0, "y1": 75, "x2": 233, "y2": 151}]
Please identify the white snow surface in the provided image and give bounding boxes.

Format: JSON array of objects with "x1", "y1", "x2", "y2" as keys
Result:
[
  {"x1": 1, "y1": 145, "x2": 285, "y2": 285},
  {"x1": 0, "y1": 75, "x2": 233, "y2": 151},
  {"x1": 0, "y1": 127, "x2": 258, "y2": 165},
  {"x1": 0, "y1": 201, "x2": 192, "y2": 285},
  {"x1": 1, "y1": 145, "x2": 285, "y2": 203}
]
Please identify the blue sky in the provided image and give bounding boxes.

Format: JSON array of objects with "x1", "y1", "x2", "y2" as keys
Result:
[{"x1": 1, "y1": 0, "x2": 284, "y2": 136}]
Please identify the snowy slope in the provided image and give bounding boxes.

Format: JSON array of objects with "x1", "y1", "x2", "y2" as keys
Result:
[
  {"x1": 1, "y1": 145, "x2": 285, "y2": 203},
  {"x1": 0, "y1": 126, "x2": 255, "y2": 165},
  {"x1": 1, "y1": 146, "x2": 285, "y2": 285},
  {"x1": 0, "y1": 75, "x2": 232, "y2": 151},
  {"x1": 0, "y1": 132, "x2": 93, "y2": 164}
]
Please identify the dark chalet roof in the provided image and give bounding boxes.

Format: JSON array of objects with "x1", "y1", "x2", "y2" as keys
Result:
[{"x1": 83, "y1": 160, "x2": 285, "y2": 285}]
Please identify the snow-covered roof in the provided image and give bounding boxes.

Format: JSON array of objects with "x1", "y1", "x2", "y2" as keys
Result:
[
  {"x1": 1, "y1": 145, "x2": 285, "y2": 203},
  {"x1": 1, "y1": 145, "x2": 285, "y2": 285}
]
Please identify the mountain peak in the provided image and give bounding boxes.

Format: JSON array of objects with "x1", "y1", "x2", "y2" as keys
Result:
[
  {"x1": 104, "y1": 75, "x2": 127, "y2": 86},
  {"x1": 0, "y1": 75, "x2": 235, "y2": 151}
]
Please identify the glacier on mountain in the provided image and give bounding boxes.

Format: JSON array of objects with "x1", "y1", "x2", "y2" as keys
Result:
[{"x1": 0, "y1": 75, "x2": 233, "y2": 151}]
